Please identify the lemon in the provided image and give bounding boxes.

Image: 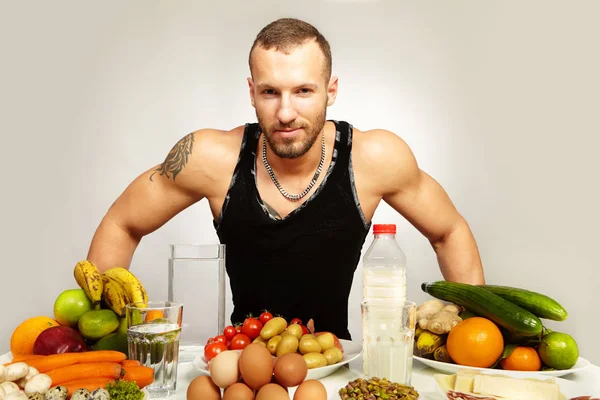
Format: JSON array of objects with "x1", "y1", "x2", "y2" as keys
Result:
[
  {"x1": 78, "y1": 309, "x2": 120, "y2": 340},
  {"x1": 538, "y1": 331, "x2": 579, "y2": 370},
  {"x1": 53, "y1": 289, "x2": 93, "y2": 327}
]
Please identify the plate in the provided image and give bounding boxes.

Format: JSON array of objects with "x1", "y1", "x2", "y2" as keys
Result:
[
  {"x1": 415, "y1": 355, "x2": 590, "y2": 378},
  {"x1": 192, "y1": 339, "x2": 362, "y2": 380},
  {"x1": 433, "y1": 371, "x2": 582, "y2": 399}
]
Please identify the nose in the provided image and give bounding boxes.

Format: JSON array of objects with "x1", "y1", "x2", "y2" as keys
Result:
[{"x1": 276, "y1": 94, "x2": 298, "y2": 125}]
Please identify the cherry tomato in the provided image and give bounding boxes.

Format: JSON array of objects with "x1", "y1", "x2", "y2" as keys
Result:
[
  {"x1": 235, "y1": 325, "x2": 242, "y2": 333},
  {"x1": 259, "y1": 311, "x2": 273, "y2": 325},
  {"x1": 223, "y1": 325, "x2": 236, "y2": 340},
  {"x1": 242, "y1": 318, "x2": 263, "y2": 340},
  {"x1": 230, "y1": 333, "x2": 251, "y2": 350},
  {"x1": 290, "y1": 318, "x2": 302, "y2": 325},
  {"x1": 204, "y1": 342, "x2": 227, "y2": 361},
  {"x1": 300, "y1": 325, "x2": 309, "y2": 335},
  {"x1": 213, "y1": 335, "x2": 227, "y2": 344},
  {"x1": 206, "y1": 337, "x2": 215, "y2": 345}
]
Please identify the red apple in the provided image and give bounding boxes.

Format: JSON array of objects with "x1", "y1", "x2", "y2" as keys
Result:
[
  {"x1": 314, "y1": 332, "x2": 343, "y2": 353},
  {"x1": 33, "y1": 326, "x2": 88, "y2": 355}
]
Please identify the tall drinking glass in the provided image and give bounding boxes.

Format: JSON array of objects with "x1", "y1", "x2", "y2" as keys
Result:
[
  {"x1": 361, "y1": 300, "x2": 417, "y2": 385},
  {"x1": 126, "y1": 301, "x2": 183, "y2": 398}
]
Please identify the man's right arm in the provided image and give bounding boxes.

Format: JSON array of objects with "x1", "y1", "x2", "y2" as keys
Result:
[{"x1": 87, "y1": 130, "x2": 213, "y2": 272}]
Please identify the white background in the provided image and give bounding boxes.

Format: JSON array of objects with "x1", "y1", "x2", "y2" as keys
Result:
[{"x1": 1, "y1": 1, "x2": 599, "y2": 366}]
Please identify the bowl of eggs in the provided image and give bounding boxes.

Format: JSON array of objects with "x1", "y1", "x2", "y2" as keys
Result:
[{"x1": 187, "y1": 343, "x2": 330, "y2": 400}]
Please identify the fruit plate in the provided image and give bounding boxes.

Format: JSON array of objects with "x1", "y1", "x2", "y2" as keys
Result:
[
  {"x1": 415, "y1": 355, "x2": 591, "y2": 378},
  {"x1": 192, "y1": 339, "x2": 362, "y2": 380},
  {"x1": 433, "y1": 371, "x2": 582, "y2": 399}
]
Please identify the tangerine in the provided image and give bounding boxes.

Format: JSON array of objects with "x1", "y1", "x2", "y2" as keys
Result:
[
  {"x1": 446, "y1": 317, "x2": 504, "y2": 368},
  {"x1": 10, "y1": 316, "x2": 60, "y2": 356},
  {"x1": 145, "y1": 310, "x2": 164, "y2": 323},
  {"x1": 500, "y1": 346, "x2": 542, "y2": 371}
]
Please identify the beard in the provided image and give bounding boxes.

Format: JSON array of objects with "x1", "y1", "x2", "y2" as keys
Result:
[{"x1": 257, "y1": 106, "x2": 327, "y2": 159}]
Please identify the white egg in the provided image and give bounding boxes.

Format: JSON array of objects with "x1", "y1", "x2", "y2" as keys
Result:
[{"x1": 209, "y1": 350, "x2": 241, "y2": 389}]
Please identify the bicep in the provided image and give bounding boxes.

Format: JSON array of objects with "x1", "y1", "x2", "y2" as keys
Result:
[
  {"x1": 383, "y1": 169, "x2": 462, "y2": 243},
  {"x1": 107, "y1": 166, "x2": 202, "y2": 238}
]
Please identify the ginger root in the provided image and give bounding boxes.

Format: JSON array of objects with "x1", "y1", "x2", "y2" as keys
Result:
[
  {"x1": 419, "y1": 310, "x2": 463, "y2": 334},
  {"x1": 416, "y1": 299, "x2": 445, "y2": 324}
]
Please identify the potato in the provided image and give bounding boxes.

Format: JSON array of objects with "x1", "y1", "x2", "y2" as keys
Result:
[
  {"x1": 285, "y1": 324, "x2": 303, "y2": 339},
  {"x1": 299, "y1": 337, "x2": 321, "y2": 355},
  {"x1": 276, "y1": 335, "x2": 299, "y2": 357},
  {"x1": 267, "y1": 335, "x2": 282, "y2": 355},
  {"x1": 316, "y1": 333, "x2": 334, "y2": 351},
  {"x1": 302, "y1": 352, "x2": 327, "y2": 369},
  {"x1": 260, "y1": 317, "x2": 287, "y2": 340},
  {"x1": 323, "y1": 348, "x2": 343, "y2": 365}
]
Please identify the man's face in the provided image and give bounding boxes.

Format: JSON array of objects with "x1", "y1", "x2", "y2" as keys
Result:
[{"x1": 248, "y1": 40, "x2": 337, "y2": 159}]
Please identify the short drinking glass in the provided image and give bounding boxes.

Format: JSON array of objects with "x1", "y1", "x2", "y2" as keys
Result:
[
  {"x1": 361, "y1": 300, "x2": 417, "y2": 385},
  {"x1": 126, "y1": 301, "x2": 183, "y2": 398}
]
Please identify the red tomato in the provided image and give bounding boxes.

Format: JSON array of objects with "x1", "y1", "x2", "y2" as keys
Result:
[
  {"x1": 259, "y1": 311, "x2": 273, "y2": 325},
  {"x1": 242, "y1": 318, "x2": 263, "y2": 340},
  {"x1": 213, "y1": 335, "x2": 227, "y2": 344},
  {"x1": 290, "y1": 318, "x2": 302, "y2": 325},
  {"x1": 230, "y1": 333, "x2": 251, "y2": 350},
  {"x1": 235, "y1": 325, "x2": 242, "y2": 333},
  {"x1": 223, "y1": 325, "x2": 236, "y2": 340},
  {"x1": 206, "y1": 337, "x2": 215, "y2": 345},
  {"x1": 300, "y1": 325, "x2": 309, "y2": 335},
  {"x1": 204, "y1": 342, "x2": 227, "y2": 361}
]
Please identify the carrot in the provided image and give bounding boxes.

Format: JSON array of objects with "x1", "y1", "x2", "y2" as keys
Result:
[
  {"x1": 61, "y1": 377, "x2": 115, "y2": 398},
  {"x1": 21, "y1": 351, "x2": 127, "y2": 373},
  {"x1": 3, "y1": 354, "x2": 45, "y2": 366},
  {"x1": 46, "y1": 362, "x2": 122, "y2": 385},
  {"x1": 122, "y1": 365, "x2": 154, "y2": 388},
  {"x1": 121, "y1": 360, "x2": 141, "y2": 367}
]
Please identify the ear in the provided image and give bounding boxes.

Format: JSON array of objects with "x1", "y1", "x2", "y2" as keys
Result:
[
  {"x1": 247, "y1": 77, "x2": 256, "y2": 108},
  {"x1": 326, "y1": 76, "x2": 339, "y2": 107}
]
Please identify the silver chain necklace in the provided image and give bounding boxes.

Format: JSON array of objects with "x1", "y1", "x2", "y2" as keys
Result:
[{"x1": 262, "y1": 133, "x2": 326, "y2": 201}]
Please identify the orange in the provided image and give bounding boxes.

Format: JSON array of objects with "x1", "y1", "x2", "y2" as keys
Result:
[
  {"x1": 500, "y1": 346, "x2": 542, "y2": 371},
  {"x1": 446, "y1": 317, "x2": 504, "y2": 368},
  {"x1": 10, "y1": 316, "x2": 60, "y2": 356},
  {"x1": 145, "y1": 310, "x2": 164, "y2": 323}
]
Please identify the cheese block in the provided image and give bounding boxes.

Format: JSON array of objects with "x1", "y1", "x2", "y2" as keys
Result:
[{"x1": 434, "y1": 370, "x2": 566, "y2": 400}]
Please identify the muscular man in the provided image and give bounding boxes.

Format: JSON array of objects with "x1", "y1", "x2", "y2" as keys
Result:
[{"x1": 87, "y1": 18, "x2": 484, "y2": 339}]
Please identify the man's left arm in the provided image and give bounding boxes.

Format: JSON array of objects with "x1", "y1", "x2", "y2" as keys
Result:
[{"x1": 366, "y1": 130, "x2": 485, "y2": 284}]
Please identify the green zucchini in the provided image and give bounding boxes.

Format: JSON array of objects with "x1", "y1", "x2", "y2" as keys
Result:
[
  {"x1": 478, "y1": 285, "x2": 568, "y2": 321},
  {"x1": 421, "y1": 281, "x2": 543, "y2": 335}
]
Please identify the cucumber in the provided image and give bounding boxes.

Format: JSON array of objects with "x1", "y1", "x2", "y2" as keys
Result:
[
  {"x1": 478, "y1": 285, "x2": 568, "y2": 321},
  {"x1": 421, "y1": 281, "x2": 543, "y2": 335}
]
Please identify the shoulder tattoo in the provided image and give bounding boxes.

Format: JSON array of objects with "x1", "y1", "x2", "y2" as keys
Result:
[{"x1": 150, "y1": 133, "x2": 195, "y2": 181}]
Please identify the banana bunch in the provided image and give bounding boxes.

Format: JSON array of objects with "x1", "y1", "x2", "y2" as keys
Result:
[
  {"x1": 414, "y1": 330, "x2": 446, "y2": 359},
  {"x1": 73, "y1": 260, "x2": 148, "y2": 317}
]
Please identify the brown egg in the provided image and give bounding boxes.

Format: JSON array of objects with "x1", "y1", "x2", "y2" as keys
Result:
[
  {"x1": 186, "y1": 375, "x2": 221, "y2": 400},
  {"x1": 223, "y1": 382, "x2": 255, "y2": 400},
  {"x1": 256, "y1": 383, "x2": 290, "y2": 400},
  {"x1": 273, "y1": 353, "x2": 307, "y2": 388},
  {"x1": 210, "y1": 350, "x2": 242, "y2": 389},
  {"x1": 238, "y1": 343, "x2": 274, "y2": 390},
  {"x1": 293, "y1": 379, "x2": 327, "y2": 400}
]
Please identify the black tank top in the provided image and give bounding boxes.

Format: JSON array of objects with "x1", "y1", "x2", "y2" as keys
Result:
[{"x1": 213, "y1": 120, "x2": 370, "y2": 340}]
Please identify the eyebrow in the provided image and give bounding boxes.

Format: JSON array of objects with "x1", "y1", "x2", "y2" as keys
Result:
[{"x1": 256, "y1": 82, "x2": 319, "y2": 91}]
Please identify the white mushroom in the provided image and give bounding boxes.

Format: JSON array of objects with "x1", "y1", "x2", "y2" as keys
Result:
[
  {"x1": 0, "y1": 386, "x2": 6, "y2": 400},
  {"x1": 0, "y1": 365, "x2": 6, "y2": 382},
  {"x1": 5, "y1": 392, "x2": 28, "y2": 400},
  {"x1": 4, "y1": 364, "x2": 29, "y2": 382},
  {"x1": 24, "y1": 375, "x2": 52, "y2": 396},
  {"x1": 0, "y1": 382, "x2": 21, "y2": 395}
]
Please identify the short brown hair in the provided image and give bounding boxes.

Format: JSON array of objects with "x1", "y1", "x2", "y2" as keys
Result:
[{"x1": 249, "y1": 18, "x2": 332, "y2": 80}]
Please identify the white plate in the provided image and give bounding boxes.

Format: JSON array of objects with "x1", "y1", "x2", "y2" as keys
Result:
[
  {"x1": 192, "y1": 339, "x2": 362, "y2": 380},
  {"x1": 415, "y1": 355, "x2": 590, "y2": 378},
  {"x1": 433, "y1": 371, "x2": 584, "y2": 399}
]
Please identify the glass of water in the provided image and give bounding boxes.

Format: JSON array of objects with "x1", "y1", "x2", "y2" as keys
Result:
[
  {"x1": 361, "y1": 300, "x2": 417, "y2": 385},
  {"x1": 126, "y1": 301, "x2": 183, "y2": 398}
]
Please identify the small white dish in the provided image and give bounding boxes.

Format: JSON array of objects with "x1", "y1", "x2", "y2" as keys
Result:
[
  {"x1": 192, "y1": 338, "x2": 362, "y2": 380},
  {"x1": 415, "y1": 355, "x2": 590, "y2": 378}
]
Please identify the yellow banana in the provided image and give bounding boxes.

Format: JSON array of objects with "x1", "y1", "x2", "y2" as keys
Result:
[
  {"x1": 415, "y1": 330, "x2": 445, "y2": 359},
  {"x1": 73, "y1": 260, "x2": 103, "y2": 306},
  {"x1": 103, "y1": 267, "x2": 148, "y2": 307},
  {"x1": 101, "y1": 275, "x2": 130, "y2": 317}
]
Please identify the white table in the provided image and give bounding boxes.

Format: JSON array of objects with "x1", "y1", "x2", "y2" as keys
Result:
[{"x1": 175, "y1": 349, "x2": 600, "y2": 400}]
